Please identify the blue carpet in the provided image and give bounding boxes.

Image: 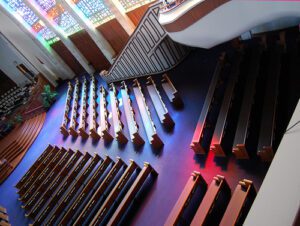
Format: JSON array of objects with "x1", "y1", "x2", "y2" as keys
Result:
[{"x1": 0, "y1": 48, "x2": 269, "y2": 226}]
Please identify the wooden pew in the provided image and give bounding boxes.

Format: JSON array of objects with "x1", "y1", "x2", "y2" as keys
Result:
[
  {"x1": 43, "y1": 153, "x2": 102, "y2": 225},
  {"x1": 15, "y1": 144, "x2": 53, "y2": 189},
  {"x1": 31, "y1": 152, "x2": 92, "y2": 225},
  {"x1": 210, "y1": 53, "x2": 243, "y2": 157},
  {"x1": 190, "y1": 53, "x2": 226, "y2": 154},
  {"x1": 60, "y1": 82, "x2": 73, "y2": 136},
  {"x1": 89, "y1": 75, "x2": 100, "y2": 140},
  {"x1": 232, "y1": 47, "x2": 263, "y2": 159},
  {"x1": 146, "y1": 76, "x2": 174, "y2": 128},
  {"x1": 79, "y1": 77, "x2": 89, "y2": 139},
  {"x1": 99, "y1": 86, "x2": 113, "y2": 141},
  {"x1": 161, "y1": 74, "x2": 183, "y2": 107},
  {"x1": 18, "y1": 147, "x2": 66, "y2": 201},
  {"x1": 107, "y1": 162, "x2": 158, "y2": 226},
  {"x1": 191, "y1": 175, "x2": 231, "y2": 226},
  {"x1": 132, "y1": 79, "x2": 163, "y2": 149},
  {"x1": 21, "y1": 148, "x2": 74, "y2": 205},
  {"x1": 73, "y1": 157, "x2": 125, "y2": 225},
  {"x1": 69, "y1": 79, "x2": 80, "y2": 137},
  {"x1": 257, "y1": 45, "x2": 282, "y2": 161},
  {"x1": 220, "y1": 179, "x2": 256, "y2": 226},
  {"x1": 25, "y1": 150, "x2": 83, "y2": 219},
  {"x1": 120, "y1": 81, "x2": 144, "y2": 146},
  {"x1": 109, "y1": 83, "x2": 128, "y2": 144},
  {"x1": 0, "y1": 206, "x2": 10, "y2": 226},
  {"x1": 90, "y1": 160, "x2": 139, "y2": 225},
  {"x1": 17, "y1": 146, "x2": 60, "y2": 196},
  {"x1": 58, "y1": 156, "x2": 112, "y2": 225},
  {"x1": 164, "y1": 171, "x2": 207, "y2": 226}
]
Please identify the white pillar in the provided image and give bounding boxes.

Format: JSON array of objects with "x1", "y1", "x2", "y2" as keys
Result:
[
  {"x1": 24, "y1": 0, "x2": 95, "y2": 75},
  {"x1": 61, "y1": 0, "x2": 116, "y2": 64},
  {"x1": 104, "y1": 0, "x2": 136, "y2": 36}
]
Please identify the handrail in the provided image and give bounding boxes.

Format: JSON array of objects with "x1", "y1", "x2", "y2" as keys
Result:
[{"x1": 159, "y1": 0, "x2": 187, "y2": 13}]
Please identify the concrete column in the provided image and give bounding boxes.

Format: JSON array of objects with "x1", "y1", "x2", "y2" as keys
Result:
[
  {"x1": 61, "y1": 0, "x2": 116, "y2": 64},
  {"x1": 23, "y1": 0, "x2": 95, "y2": 75},
  {"x1": 104, "y1": 0, "x2": 136, "y2": 36}
]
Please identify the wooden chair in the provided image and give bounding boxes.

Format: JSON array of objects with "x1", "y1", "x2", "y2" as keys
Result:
[
  {"x1": 90, "y1": 159, "x2": 139, "y2": 225},
  {"x1": 107, "y1": 162, "x2": 158, "y2": 226},
  {"x1": 120, "y1": 81, "x2": 144, "y2": 146},
  {"x1": 191, "y1": 175, "x2": 231, "y2": 226},
  {"x1": 69, "y1": 79, "x2": 80, "y2": 137},
  {"x1": 109, "y1": 83, "x2": 128, "y2": 144},
  {"x1": 146, "y1": 76, "x2": 174, "y2": 128},
  {"x1": 18, "y1": 147, "x2": 66, "y2": 201},
  {"x1": 73, "y1": 157, "x2": 125, "y2": 225},
  {"x1": 22, "y1": 149, "x2": 75, "y2": 210},
  {"x1": 161, "y1": 74, "x2": 183, "y2": 107},
  {"x1": 211, "y1": 53, "x2": 243, "y2": 157},
  {"x1": 164, "y1": 171, "x2": 207, "y2": 226},
  {"x1": 89, "y1": 76, "x2": 100, "y2": 140},
  {"x1": 99, "y1": 86, "x2": 113, "y2": 142},
  {"x1": 60, "y1": 82, "x2": 73, "y2": 136},
  {"x1": 132, "y1": 79, "x2": 163, "y2": 149},
  {"x1": 232, "y1": 47, "x2": 263, "y2": 159},
  {"x1": 15, "y1": 144, "x2": 53, "y2": 189},
  {"x1": 44, "y1": 153, "x2": 102, "y2": 225},
  {"x1": 191, "y1": 53, "x2": 226, "y2": 154},
  {"x1": 220, "y1": 179, "x2": 256, "y2": 226},
  {"x1": 25, "y1": 150, "x2": 82, "y2": 219},
  {"x1": 79, "y1": 77, "x2": 89, "y2": 139},
  {"x1": 31, "y1": 152, "x2": 92, "y2": 225},
  {"x1": 17, "y1": 146, "x2": 61, "y2": 196},
  {"x1": 58, "y1": 156, "x2": 112, "y2": 225},
  {"x1": 257, "y1": 45, "x2": 282, "y2": 161}
]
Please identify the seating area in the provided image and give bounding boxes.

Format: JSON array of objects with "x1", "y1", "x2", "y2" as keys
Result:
[
  {"x1": 14, "y1": 145, "x2": 157, "y2": 225},
  {"x1": 0, "y1": 86, "x2": 29, "y2": 118},
  {"x1": 60, "y1": 74, "x2": 181, "y2": 149},
  {"x1": 165, "y1": 172, "x2": 256, "y2": 226},
  {"x1": 0, "y1": 113, "x2": 46, "y2": 184},
  {"x1": 0, "y1": 206, "x2": 11, "y2": 226},
  {"x1": 191, "y1": 38, "x2": 289, "y2": 161}
]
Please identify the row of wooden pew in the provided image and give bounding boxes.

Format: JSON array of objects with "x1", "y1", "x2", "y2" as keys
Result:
[
  {"x1": 0, "y1": 113, "x2": 46, "y2": 184},
  {"x1": 0, "y1": 206, "x2": 10, "y2": 226},
  {"x1": 60, "y1": 74, "x2": 182, "y2": 149},
  {"x1": 15, "y1": 144, "x2": 158, "y2": 225},
  {"x1": 165, "y1": 172, "x2": 256, "y2": 226},
  {"x1": 191, "y1": 43, "x2": 283, "y2": 161}
]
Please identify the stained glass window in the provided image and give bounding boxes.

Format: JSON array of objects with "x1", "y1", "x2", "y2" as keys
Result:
[
  {"x1": 34, "y1": 0, "x2": 83, "y2": 35},
  {"x1": 2, "y1": 0, "x2": 60, "y2": 44},
  {"x1": 74, "y1": 0, "x2": 114, "y2": 26},
  {"x1": 118, "y1": 0, "x2": 155, "y2": 12}
]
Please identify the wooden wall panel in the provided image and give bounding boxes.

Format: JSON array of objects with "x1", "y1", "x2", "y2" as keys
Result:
[
  {"x1": 97, "y1": 19, "x2": 129, "y2": 55},
  {"x1": 127, "y1": 3, "x2": 152, "y2": 26},
  {"x1": 69, "y1": 30, "x2": 111, "y2": 72},
  {"x1": 51, "y1": 41, "x2": 85, "y2": 75}
]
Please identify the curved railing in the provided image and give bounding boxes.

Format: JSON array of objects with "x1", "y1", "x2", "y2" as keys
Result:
[{"x1": 159, "y1": 0, "x2": 187, "y2": 13}]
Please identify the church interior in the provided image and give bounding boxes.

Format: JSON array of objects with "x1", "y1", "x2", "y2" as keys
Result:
[{"x1": 0, "y1": 0, "x2": 300, "y2": 226}]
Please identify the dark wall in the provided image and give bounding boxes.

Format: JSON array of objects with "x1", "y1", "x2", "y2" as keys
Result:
[{"x1": 0, "y1": 69, "x2": 16, "y2": 96}]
